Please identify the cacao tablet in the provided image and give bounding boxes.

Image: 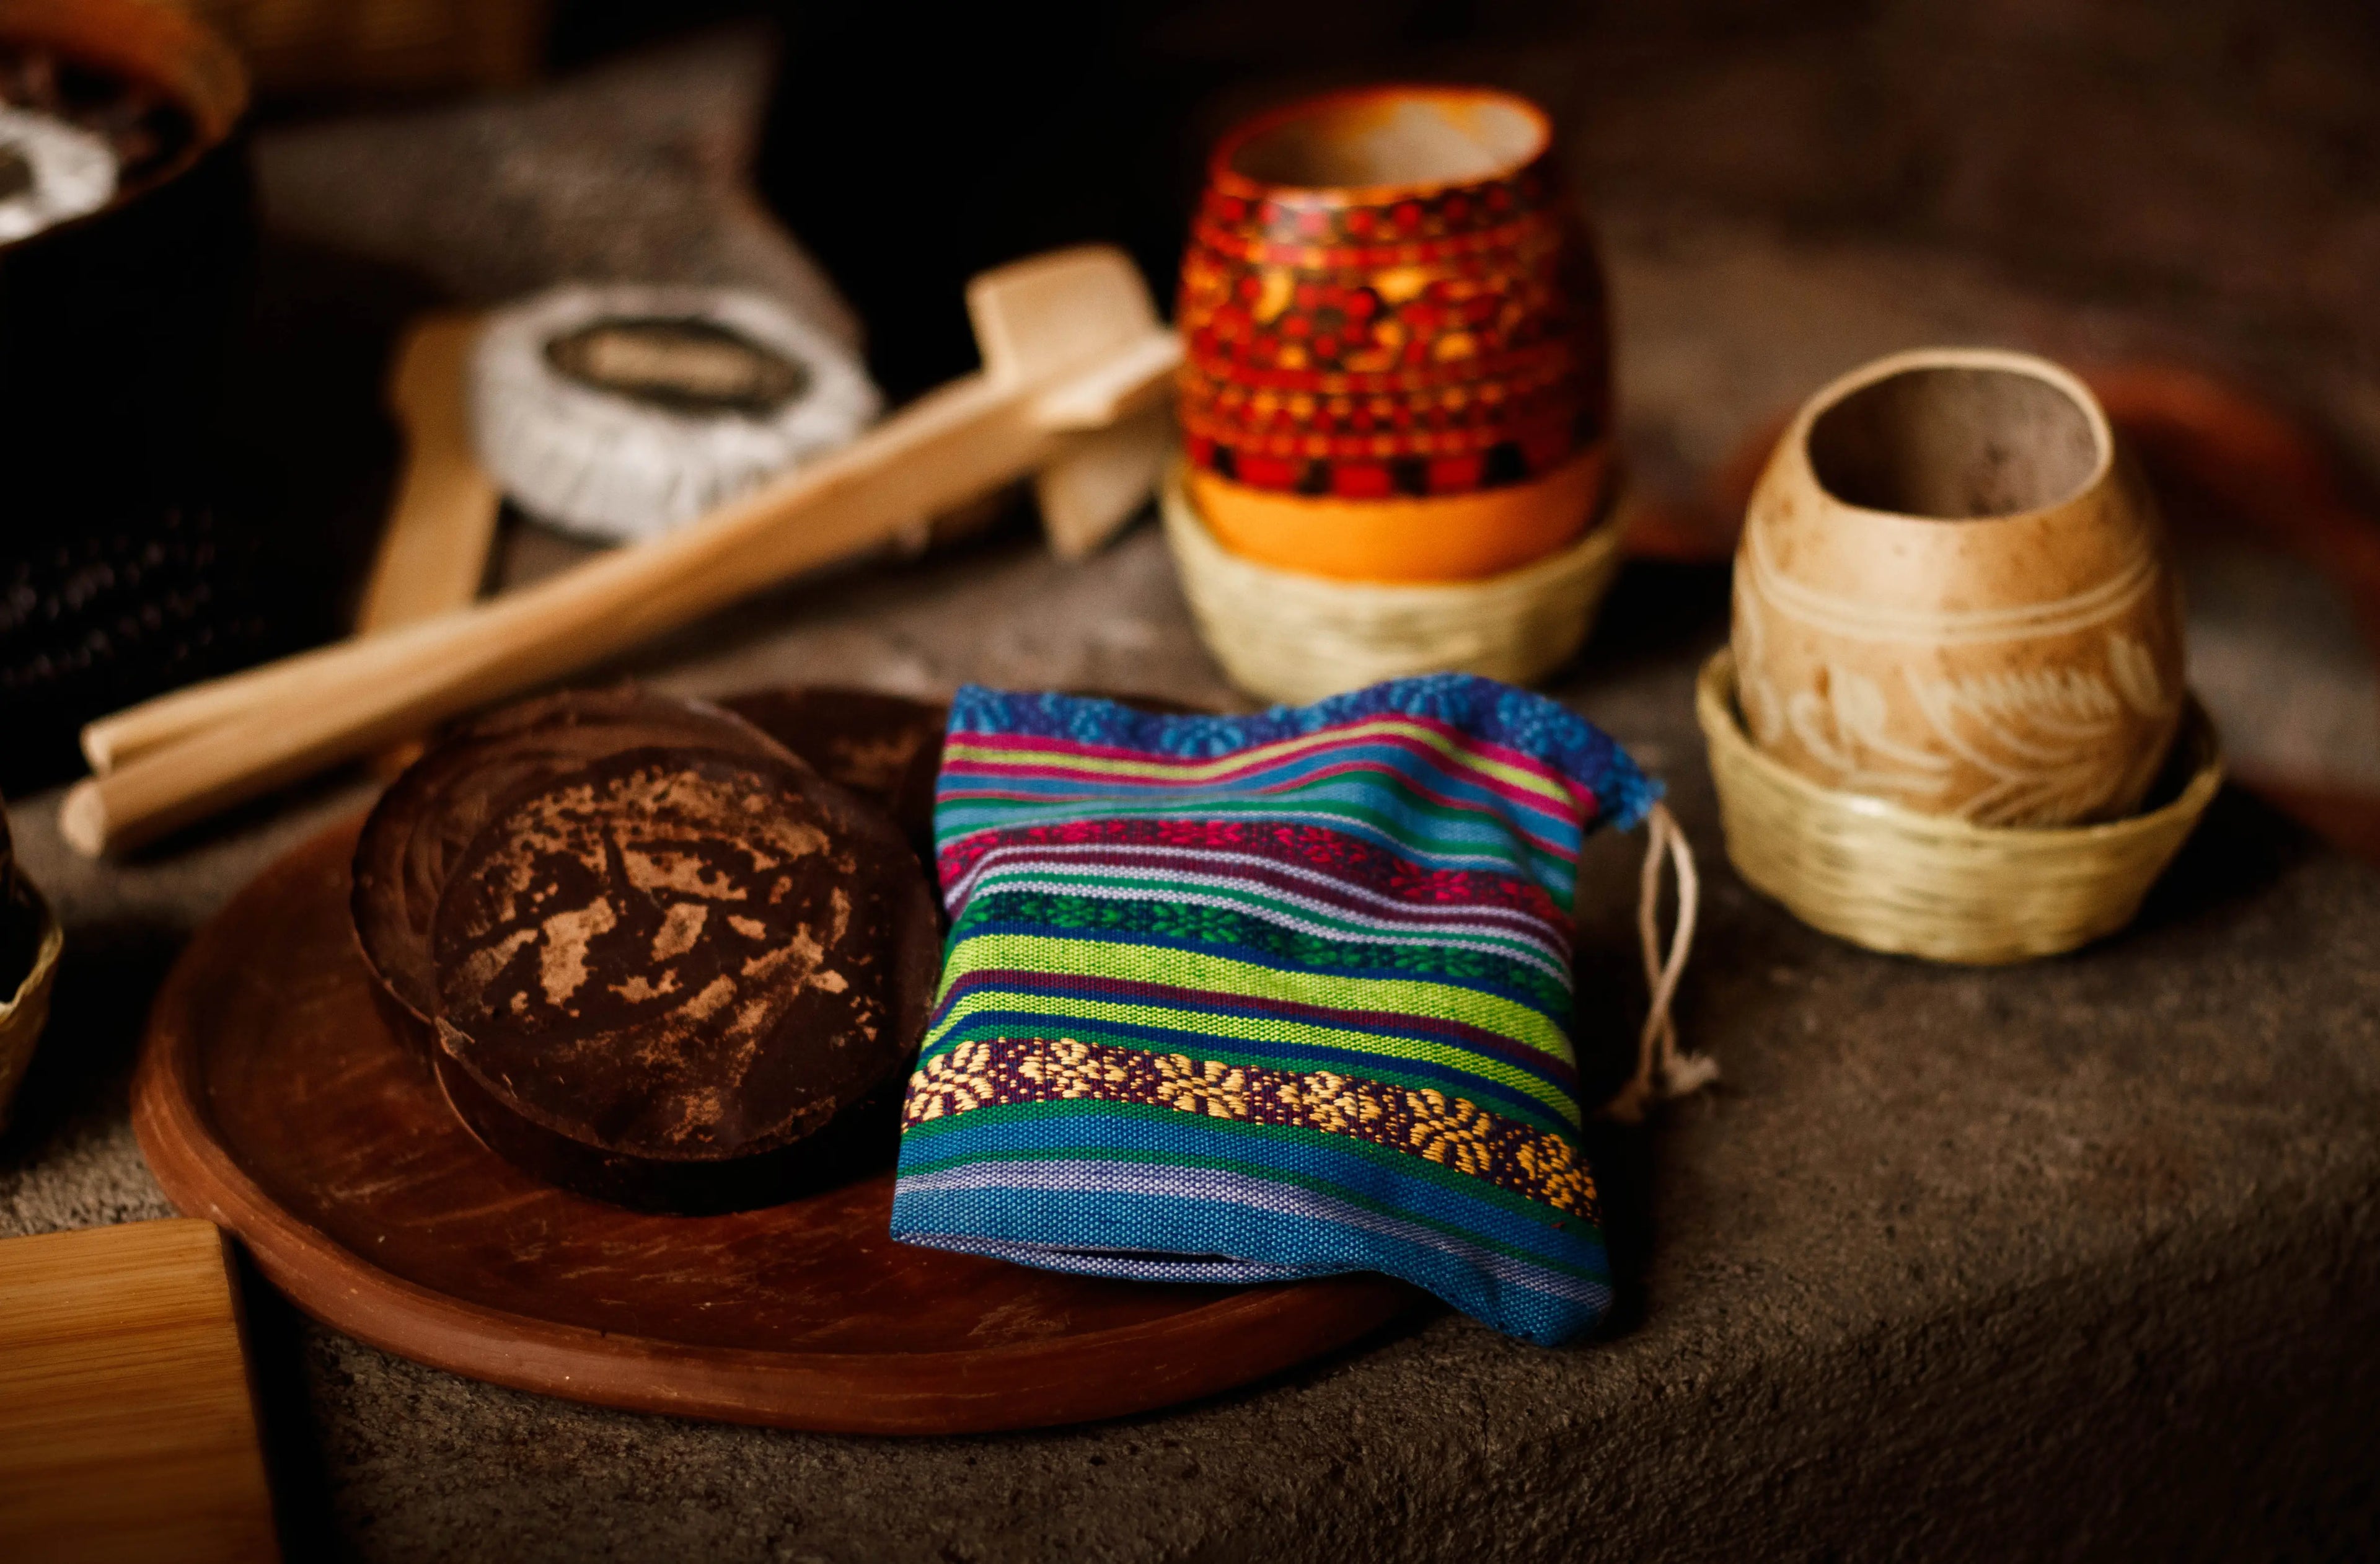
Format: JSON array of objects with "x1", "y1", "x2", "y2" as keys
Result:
[
  {"x1": 429, "y1": 744, "x2": 939, "y2": 1212},
  {"x1": 352, "y1": 687, "x2": 790, "y2": 1033},
  {"x1": 718, "y1": 686, "x2": 946, "y2": 858}
]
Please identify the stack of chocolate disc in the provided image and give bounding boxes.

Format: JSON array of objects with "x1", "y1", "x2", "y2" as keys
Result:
[
  {"x1": 717, "y1": 684, "x2": 947, "y2": 861},
  {"x1": 351, "y1": 687, "x2": 945, "y2": 1213}
]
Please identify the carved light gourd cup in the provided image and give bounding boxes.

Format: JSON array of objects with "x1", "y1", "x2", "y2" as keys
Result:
[
  {"x1": 1730, "y1": 348, "x2": 2186, "y2": 828},
  {"x1": 1176, "y1": 85, "x2": 1612, "y2": 582}
]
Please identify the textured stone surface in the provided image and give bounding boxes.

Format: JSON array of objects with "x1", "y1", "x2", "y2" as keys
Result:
[
  {"x1": 251, "y1": 29, "x2": 854, "y2": 345},
  {"x1": 4, "y1": 16, "x2": 2380, "y2": 1560},
  {"x1": 7, "y1": 540, "x2": 2379, "y2": 1562}
]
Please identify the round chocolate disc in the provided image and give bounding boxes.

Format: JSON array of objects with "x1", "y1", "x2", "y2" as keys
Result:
[
  {"x1": 353, "y1": 687, "x2": 794, "y2": 1030},
  {"x1": 430, "y1": 744, "x2": 940, "y2": 1196},
  {"x1": 718, "y1": 686, "x2": 948, "y2": 859}
]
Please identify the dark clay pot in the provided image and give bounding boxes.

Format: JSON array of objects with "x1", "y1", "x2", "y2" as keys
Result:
[{"x1": 0, "y1": 0, "x2": 255, "y2": 479}]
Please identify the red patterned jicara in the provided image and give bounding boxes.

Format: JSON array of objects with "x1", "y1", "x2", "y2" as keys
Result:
[{"x1": 1177, "y1": 84, "x2": 1611, "y2": 505}]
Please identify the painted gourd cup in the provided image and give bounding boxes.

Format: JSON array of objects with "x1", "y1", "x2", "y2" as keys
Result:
[
  {"x1": 1730, "y1": 348, "x2": 2188, "y2": 828},
  {"x1": 1177, "y1": 85, "x2": 1612, "y2": 582}
]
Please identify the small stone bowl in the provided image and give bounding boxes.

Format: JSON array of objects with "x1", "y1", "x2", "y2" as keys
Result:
[
  {"x1": 0, "y1": 867, "x2": 63, "y2": 1133},
  {"x1": 1698, "y1": 648, "x2": 2222, "y2": 965}
]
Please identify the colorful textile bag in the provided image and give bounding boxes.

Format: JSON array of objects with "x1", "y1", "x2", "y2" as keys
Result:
[{"x1": 888, "y1": 675, "x2": 1694, "y2": 1346}]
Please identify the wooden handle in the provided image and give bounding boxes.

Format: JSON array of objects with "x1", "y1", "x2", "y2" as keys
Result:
[
  {"x1": 359, "y1": 312, "x2": 502, "y2": 633},
  {"x1": 82, "y1": 313, "x2": 501, "y2": 774},
  {"x1": 61, "y1": 337, "x2": 1176, "y2": 857}
]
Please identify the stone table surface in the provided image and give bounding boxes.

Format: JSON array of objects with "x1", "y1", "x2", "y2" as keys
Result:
[
  {"x1": 7, "y1": 529, "x2": 2379, "y2": 1563},
  {"x1": 6, "y1": 24, "x2": 2380, "y2": 1563}
]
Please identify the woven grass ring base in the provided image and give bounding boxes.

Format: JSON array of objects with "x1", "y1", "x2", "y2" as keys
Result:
[
  {"x1": 1160, "y1": 461, "x2": 1628, "y2": 705},
  {"x1": 1697, "y1": 650, "x2": 2223, "y2": 965},
  {"x1": 0, "y1": 871, "x2": 63, "y2": 1133}
]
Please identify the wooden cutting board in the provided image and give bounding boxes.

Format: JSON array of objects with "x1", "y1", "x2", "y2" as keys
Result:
[
  {"x1": 132, "y1": 818, "x2": 1416, "y2": 1436},
  {"x1": 0, "y1": 1219, "x2": 279, "y2": 1563}
]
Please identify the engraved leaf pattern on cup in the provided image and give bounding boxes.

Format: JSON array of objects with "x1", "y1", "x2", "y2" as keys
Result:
[
  {"x1": 1732, "y1": 575, "x2": 1788, "y2": 749},
  {"x1": 1736, "y1": 528, "x2": 2182, "y2": 826},
  {"x1": 1735, "y1": 578, "x2": 1956, "y2": 801},
  {"x1": 1898, "y1": 632, "x2": 2174, "y2": 825}
]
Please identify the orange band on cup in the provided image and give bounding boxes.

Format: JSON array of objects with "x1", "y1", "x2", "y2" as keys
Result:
[{"x1": 1188, "y1": 443, "x2": 1611, "y2": 583}]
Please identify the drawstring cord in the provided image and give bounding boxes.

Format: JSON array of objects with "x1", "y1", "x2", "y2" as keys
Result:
[{"x1": 1599, "y1": 800, "x2": 1718, "y2": 1124}]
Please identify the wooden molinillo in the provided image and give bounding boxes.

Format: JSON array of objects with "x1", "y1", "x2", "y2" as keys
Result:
[
  {"x1": 359, "y1": 312, "x2": 502, "y2": 637},
  {"x1": 354, "y1": 688, "x2": 940, "y2": 1212},
  {"x1": 69, "y1": 245, "x2": 1183, "y2": 856}
]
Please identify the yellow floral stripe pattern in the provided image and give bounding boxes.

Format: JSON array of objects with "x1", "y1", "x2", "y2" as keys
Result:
[{"x1": 904, "y1": 1035, "x2": 1600, "y2": 1221}]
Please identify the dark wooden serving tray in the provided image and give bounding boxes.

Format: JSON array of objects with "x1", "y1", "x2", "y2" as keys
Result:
[{"x1": 132, "y1": 819, "x2": 1415, "y2": 1435}]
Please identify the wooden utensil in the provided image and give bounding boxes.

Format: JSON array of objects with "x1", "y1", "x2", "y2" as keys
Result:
[
  {"x1": 132, "y1": 818, "x2": 1416, "y2": 1434},
  {"x1": 358, "y1": 312, "x2": 503, "y2": 635},
  {"x1": 81, "y1": 311, "x2": 501, "y2": 776},
  {"x1": 66, "y1": 247, "x2": 1178, "y2": 857},
  {"x1": 0, "y1": 1219, "x2": 280, "y2": 1563}
]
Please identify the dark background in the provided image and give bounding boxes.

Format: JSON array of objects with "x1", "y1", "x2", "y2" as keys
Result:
[
  {"x1": 248, "y1": 0, "x2": 2380, "y2": 811},
  {"x1": 9, "y1": 0, "x2": 2379, "y2": 794},
  {"x1": 540, "y1": 0, "x2": 2380, "y2": 400}
]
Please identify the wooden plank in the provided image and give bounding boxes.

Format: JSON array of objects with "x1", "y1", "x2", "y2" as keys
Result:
[{"x1": 0, "y1": 1220, "x2": 279, "y2": 1564}]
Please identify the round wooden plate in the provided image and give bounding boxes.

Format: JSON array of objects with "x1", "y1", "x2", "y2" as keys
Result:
[{"x1": 132, "y1": 818, "x2": 1417, "y2": 1435}]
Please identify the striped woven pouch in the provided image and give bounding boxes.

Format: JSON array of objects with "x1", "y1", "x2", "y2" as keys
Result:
[{"x1": 888, "y1": 675, "x2": 1662, "y2": 1345}]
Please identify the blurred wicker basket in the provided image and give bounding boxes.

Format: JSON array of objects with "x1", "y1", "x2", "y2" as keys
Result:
[
  {"x1": 172, "y1": 0, "x2": 549, "y2": 95},
  {"x1": 1160, "y1": 460, "x2": 1629, "y2": 704},
  {"x1": 0, "y1": 868, "x2": 62, "y2": 1133},
  {"x1": 1697, "y1": 649, "x2": 2223, "y2": 965}
]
